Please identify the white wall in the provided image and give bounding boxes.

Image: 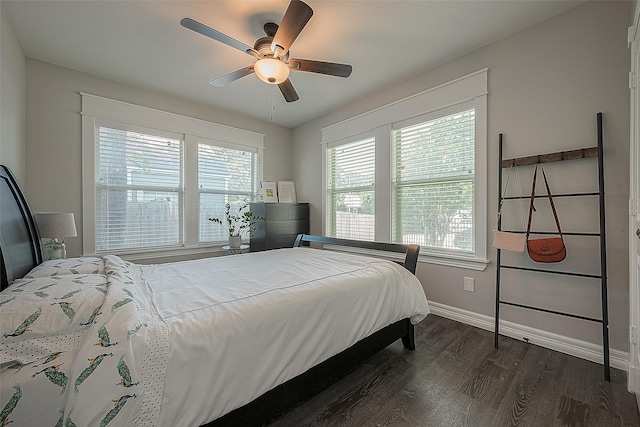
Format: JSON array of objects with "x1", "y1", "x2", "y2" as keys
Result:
[
  {"x1": 293, "y1": 1, "x2": 632, "y2": 353},
  {"x1": 24, "y1": 59, "x2": 293, "y2": 260},
  {"x1": 0, "y1": 1, "x2": 26, "y2": 184}
]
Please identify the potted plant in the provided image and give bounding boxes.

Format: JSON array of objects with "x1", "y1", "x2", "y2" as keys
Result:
[{"x1": 208, "y1": 201, "x2": 265, "y2": 248}]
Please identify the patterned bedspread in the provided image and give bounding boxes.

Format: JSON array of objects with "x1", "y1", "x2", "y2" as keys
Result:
[
  {"x1": 0, "y1": 256, "x2": 167, "y2": 426},
  {"x1": 1, "y1": 249, "x2": 429, "y2": 426}
]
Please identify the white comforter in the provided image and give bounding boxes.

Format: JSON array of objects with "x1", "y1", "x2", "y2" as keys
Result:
[{"x1": 0, "y1": 247, "x2": 429, "y2": 426}]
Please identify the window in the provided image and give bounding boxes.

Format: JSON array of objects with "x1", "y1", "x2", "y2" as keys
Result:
[
  {"x1": 95, "y1": 124, "x2": 184, "y2": 252},
  {"x1": 326, "y1": 137, "x2": 375, "y2": 240},
  {"x1": 392, "y1": 108, "x2": 475, "y2": 253},
  {"x1": 82, "y1": 94, "x2": 264, "y2": 257},
  {"x1": 321, "y1": 70, "x2": 487, "y2": 270},
  {"x1": 198, "y1": 141, "x2": 258, "y2": 243}
]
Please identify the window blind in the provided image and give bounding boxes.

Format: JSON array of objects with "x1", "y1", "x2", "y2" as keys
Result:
[
  {"x1": 392, "y1": 109, "x2": 475, "y2": 252},
  {"x1": 95, "y1": 126, "x2": 183, "y2": 251},
  {"x1": 327, "y1": 137, "x2": 375, "y2": 240},
  {"x1": 198, "y1": 143, "x2": 257, "y2": 243}
]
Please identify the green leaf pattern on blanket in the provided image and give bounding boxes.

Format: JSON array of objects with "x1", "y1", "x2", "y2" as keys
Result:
[
  {"x1": 33, "y1": 352, "x2": 62, "y2": 368},
  {"x1": 14, "y1": 279, "x2": 35, "y2": 288},
  {"x1": 3, "y1": 307, "x2": 41, "y2": 337},
  {"x1": 54, "y1": 408, "x2": 78, "y2": 427},
  {"x1": 0, "y1": 384, "x2": 22, "y2": 426},
  {"x1": 117, "y1": 356, "x2": 138, "y2": 388},
  {"x1": 32, "y1": 364, "x2": 68, "y2": 393},
  {"x1": 53, "y1": 302, "x2": 75, "y2": 322},
  {"x1": 4, "y1": 361, "x2": 24, "y2": 373},
  {"x1": 1, "y1": 256, "x2": 153, "y2": 426},
  {"x1": 55, "y1": 408, "x2": 64, "y2": 427},
  {"x1": 80, "y1": 305, "x2": 103, "y2": 326},
  {"x1": 74, "y1": 353, "x2": 114, "y2": 392},
  {"x1": 100, "y1": 394, "x2": 136, "y2": 427},
  {"x1": 56, "y1": 289, "x2": 81, "y2": 299},
  {"x1": 127, "y1": 323, "x2": 146, "y2": 338},
  {"x1": 0, "y1": 296, "x2": 15, "y2": 306},
  {"x1": 96, "y1": 326, "x2": 118, "y2": 348},
  {"x1": 23, "y1": 258, "x2": 104, "y2": 278},
  {"x1": 111, "y1": 298, "x2": 132, "y2": 313}
]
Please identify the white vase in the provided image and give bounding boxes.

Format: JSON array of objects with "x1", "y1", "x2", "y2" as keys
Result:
[{"x1": 228, "y1": 235, "x2": 242, "y2": 249}]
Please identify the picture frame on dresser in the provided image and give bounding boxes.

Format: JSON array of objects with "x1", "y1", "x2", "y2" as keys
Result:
[
  {"x1": 277, "y1": 180, "x2": 297, "y2": 203},
  {"x1": 260, "y1": 181, "x2": 278, "y2": 203}
]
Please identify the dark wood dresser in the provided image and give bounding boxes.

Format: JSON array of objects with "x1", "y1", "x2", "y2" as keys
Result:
[{"x1": 249, "y1": 202, "x2": 310, "y2": 252}]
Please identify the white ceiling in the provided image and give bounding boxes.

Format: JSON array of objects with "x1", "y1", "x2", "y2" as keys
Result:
[{"x1": 4, "y1": 0, "x2": 583, "y2": 128}]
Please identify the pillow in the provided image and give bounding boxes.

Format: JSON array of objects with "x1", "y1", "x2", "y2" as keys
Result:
[
  {"x1": 1, "y1": 274, "x2": 107, "y2": 362},
  {"x1": 23, "y1": 257, "x2": 105, "y2": 278}
]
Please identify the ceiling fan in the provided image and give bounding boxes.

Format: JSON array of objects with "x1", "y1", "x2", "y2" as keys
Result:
[{"x1": 180, "y1": 0, "x2": 352, "y2": 103}]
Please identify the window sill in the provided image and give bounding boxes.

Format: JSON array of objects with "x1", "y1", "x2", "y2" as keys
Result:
[
  {"x1": 89, "y1": 244, "x2": 231, "y2": 263},
  {"x1": 320, "y1": 244, "x2": 490, "y2": 271},
  {"x1": 418, "y1": 251, "x2": 490, "y2": 271}
]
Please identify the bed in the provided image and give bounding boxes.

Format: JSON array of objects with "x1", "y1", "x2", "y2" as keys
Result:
[{"x1": 0, "y1": 164, "x2": 430, "y2": 426}]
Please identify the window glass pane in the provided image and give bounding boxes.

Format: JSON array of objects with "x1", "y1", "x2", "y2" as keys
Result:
[
  {"x1": 392, "y1": 108, "x2": 475, "y2": 253},
  {"x1": 393, "y1": 181, "x2": 474, "y2": 251},
  {"x1": 327, "y1": 137, "x2": 375, "y2": 240},
  {"x1": 96, "y1": 189, "x2": 181, "y2": 251},
  {"x1": 95, "y1": 126, "x2": 183, "y2": 252},
  {"x1": 198, "y1": 144, "x2": 254, "y2": 193},
  {"x1": 329, "y1": 190, "x2": 375, "y2": 241},
  {"x1": 198, "y1": 143, "x2": 256, "y2": 243}
]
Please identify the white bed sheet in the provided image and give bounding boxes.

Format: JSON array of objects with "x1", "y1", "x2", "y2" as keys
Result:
[{"x1": 141, "y1": 247, "x2": 429, "y2": 426}]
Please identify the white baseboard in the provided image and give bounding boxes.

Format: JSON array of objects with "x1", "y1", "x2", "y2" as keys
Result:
[{"x1": 428, "y1": 301, "x2": 629, "y2": 372}]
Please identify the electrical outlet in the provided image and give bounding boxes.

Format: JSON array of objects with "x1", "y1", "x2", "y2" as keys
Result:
[{"x1": 463, "y1": 277, "x2": 475, "y2": 292}]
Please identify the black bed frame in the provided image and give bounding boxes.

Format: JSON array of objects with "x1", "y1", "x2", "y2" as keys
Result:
[
  {"x1": 204, "y1": 234, "x2": 420, "y2": 426},
  {"x1": 0, "y1": 164, "x2": 421, "y2": 427},
  {"x1": 0, "y1": 165, "x2": 42, "y2": 290}
]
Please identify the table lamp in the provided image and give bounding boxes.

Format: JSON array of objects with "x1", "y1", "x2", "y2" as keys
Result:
[{"x1": 34, "y1": 212, "x2": 77, "y2": 261}]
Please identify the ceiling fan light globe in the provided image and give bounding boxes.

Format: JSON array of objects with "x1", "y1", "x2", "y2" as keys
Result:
[{"x1": 254, "y1": 58, "x2": 290, "y2": 85}]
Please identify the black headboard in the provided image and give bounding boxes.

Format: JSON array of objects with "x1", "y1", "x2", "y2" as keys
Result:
[
  {"x1": 0, "y1": 165, "x2": 42, "y2": 290},
  {"x1": 293, "y1": 234, "x2": 420, "y2": 274}
]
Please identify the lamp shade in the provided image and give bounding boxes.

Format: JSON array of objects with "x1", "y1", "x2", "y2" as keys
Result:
[
  {"x1": 254, "y1": 58, "x2": 290, "y2": 84},
  {"x1": 34, "y1": 212, "x2": 77, "y2": 239}
]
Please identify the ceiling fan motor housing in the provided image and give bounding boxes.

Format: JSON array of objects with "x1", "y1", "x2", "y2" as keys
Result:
[{"x1": 255, "y1": 24, "x2": 289, "y2": 62}]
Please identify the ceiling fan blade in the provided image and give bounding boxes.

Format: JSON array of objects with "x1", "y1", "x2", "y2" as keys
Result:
[
  {"x1": 271, "y1": 0, "x2": 313, "y2": 57},
  {"x1": 288, "y1": 58, "x2": 352, "y2": 78},
  {"x1": 278, "y1": 79, "x2": 299, "y2": 102},
  {"x1": 181, "y1": 18, "x2": 253, "y2": 55},
  {"x1": 209, "y1": 66, "x2": 255, "y2": 87}
]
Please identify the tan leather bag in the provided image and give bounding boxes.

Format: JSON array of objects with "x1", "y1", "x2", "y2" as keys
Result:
[
  {"x1": 493, "y1": 230, "x2": 526, "y2": 252},
  {"x1": 526, "y1": 165, "x2": 566, "y2": 263}
]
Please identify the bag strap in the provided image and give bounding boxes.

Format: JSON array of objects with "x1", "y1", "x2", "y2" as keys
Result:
[
  {"x1": 496, "y1": 166, "x2": 513, "y2": 229},
  {"x1": 541, "y1": 166, "x2": 563, "y2": 237},
  {"x1": 497, "y1": 166, "x2": 526, "y2": 231},
  {"x1": 526, "y1": 166, "x2": 538, "y2": 238},
  {"x1": 526, "y1": 165, "x2": 563, "y2": 239}
]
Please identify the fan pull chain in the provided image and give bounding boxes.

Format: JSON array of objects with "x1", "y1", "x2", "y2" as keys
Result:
[{"x1": 270, "y1": 85, "x2": 274, "y2": 122}]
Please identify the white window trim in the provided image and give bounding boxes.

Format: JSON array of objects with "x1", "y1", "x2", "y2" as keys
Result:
[
  {"x1": 321, "y1": 69, "x2": 489, "y2": 270},
  {"x1": 81, "y1": 93, "x2": 264, "y2": 258}
]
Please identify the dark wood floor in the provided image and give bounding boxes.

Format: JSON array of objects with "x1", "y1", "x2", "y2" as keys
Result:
[{"x1": 269, "y1": 315, "x2": 640, "y2": 427}]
